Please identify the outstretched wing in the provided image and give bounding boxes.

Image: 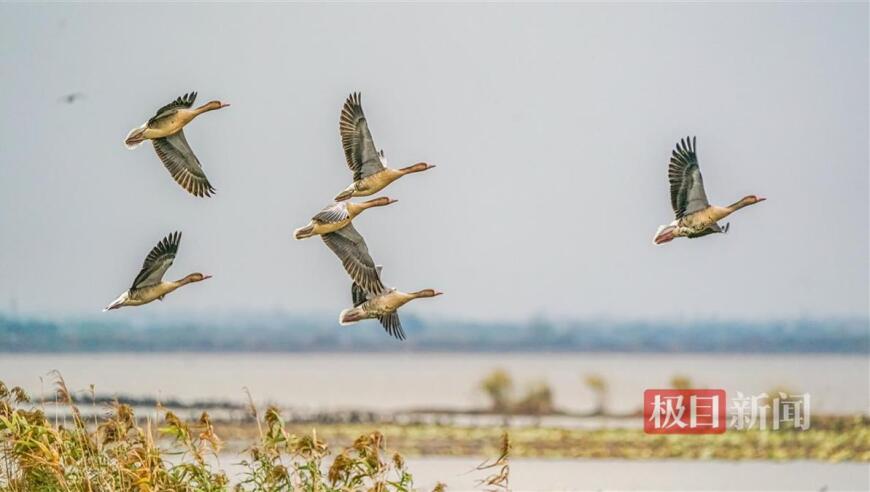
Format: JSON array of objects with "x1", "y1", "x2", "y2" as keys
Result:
[
  {"x1": 340, "y1": 92, "x2": 386, "y2": 181},
  {"x1": 351, "y1": 266, "x2": 383, "y2": 307},
  {"x1": 312, "y1": 202, "x2": 349, "y2": 224},
  {"x1": 148, "y1": 92, "x2": 197, "y2": 126},
  {"x1": 378, "y1": 312, "x2": 405, "y2": 341},
  {"x1": 152, "y1": 130, "x2": 216, "y2": 197},
  {"x1": 321, "y1": 223, "x2": 384, "y2": 296},
  {"x1": 131, "y1": 231, "x2": 181, "y2": 289},
  {"x1": 668, "y1": 136, "x2": 710, "y2": 219}
]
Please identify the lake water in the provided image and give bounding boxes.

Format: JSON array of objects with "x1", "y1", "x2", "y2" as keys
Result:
[
  {"x1": 186, "y1": 455, "x2": 870, "y2": 491},
  {"x1": 1, "y1": 352, "x2": 867, "y2": 415},
  {"x1": 403, "y1": 457, "x2": 870, "y2": 491}
]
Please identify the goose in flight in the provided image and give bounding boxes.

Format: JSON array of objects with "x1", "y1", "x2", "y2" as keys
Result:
[
  {"x1": 293, "y1": 197, "x2": 397, "y2": 240},
  {"x1": 317, "y1": 222, "x2": 386, "y2": 297},
  {"x1": 653, "y1": 137, "x2": 765, "y2": 245},
  {"x1": 104, "y1": 232, "x2": 211, "y2": 311},
  {"x1": 334, "y1": 92, "x2": 435, "y2": 201},
  {"x1": 340, "y1": 273, "x2": 443, "y2": 341},
  {"x1": 59, "y1": 92, "x2": 85, "y2": 104},
  {"x1": 124, "y1": 92, "x2": 229, "y2": 197}
]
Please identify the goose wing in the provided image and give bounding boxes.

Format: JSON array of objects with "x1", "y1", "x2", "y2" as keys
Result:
[
  {"x1": 131, "y1": 231, "x2": 181, "y2": 289},
  {"x1": 312, "y1": 202, "x2": 350, "y2": 224},
  {"x1": 148, "y1": 92, "x2": 197, "y2": 126},
  {"x1": 668, "y1": 136, "x2": 710, "y2": 219},
  {"x1": 152, "y1": 130, "x2": 216, "y2": 197},
  {"x1": 378, "y1": 312, "x2": 405, "y2": 341},
  {"x1": 340, "y1": 92, "x2": 386, "y2": 181},
  {"x1": 351, "y1": 266, "x2": 383, "y2": 307},
  {"x1": 321, "y1": 223, "x2": 384, "y2": 296}
]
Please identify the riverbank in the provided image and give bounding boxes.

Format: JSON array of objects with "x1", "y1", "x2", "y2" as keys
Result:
[{"x1": 213, "y1": 417, "x2": 870, "y2": 462}]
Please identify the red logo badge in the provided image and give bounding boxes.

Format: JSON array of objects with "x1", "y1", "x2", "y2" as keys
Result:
[{"x1": 644, "y1": 389, "x2": 726, "y2": 434}]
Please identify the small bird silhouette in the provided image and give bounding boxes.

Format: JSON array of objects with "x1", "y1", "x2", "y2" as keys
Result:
[{"x1": 59, "y1": 92, "x2": 85, "y2": 104}]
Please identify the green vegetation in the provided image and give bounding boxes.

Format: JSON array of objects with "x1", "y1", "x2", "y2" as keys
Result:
[
  {"x1": 583, "y1": 374, "x2": 608, "y2": 416},
  {"x1": 513, "y1": 382, "x2": 554, "y2": 416},
  {"x1": 479, "y1": 369, "x2": 513, "y2": 413},
  {"x1": 478, "y1": 369, "x2": 555, "y2": 415},
  {"x1": 474, "y1": 432, "x2": 510, "y2": 492},
  {"x1": 0, "y1": 378, "x2": 417, "y2": 491},
  {"x1": 2, "y1": 371, "x2": 868, "y2": 492},
  {"x1": 242, "y1": 418, "x2": 870, "y2": 463},
  {"x1": 669, "y1": 375, "x2": 692, "y2": 390}
]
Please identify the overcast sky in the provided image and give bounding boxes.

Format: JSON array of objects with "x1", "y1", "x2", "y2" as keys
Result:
[{"x1": 0, "y1": 3, "x2": 867, "y2": 322}]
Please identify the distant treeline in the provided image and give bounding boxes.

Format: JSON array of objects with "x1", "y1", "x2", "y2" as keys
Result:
[{"x1": 0, "y1": 313, "x2": 867, "y2": 353}]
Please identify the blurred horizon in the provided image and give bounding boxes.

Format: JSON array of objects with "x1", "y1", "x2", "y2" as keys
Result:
[{"x1": 2, "y1": 310, "x2": 866, "y2": 353}]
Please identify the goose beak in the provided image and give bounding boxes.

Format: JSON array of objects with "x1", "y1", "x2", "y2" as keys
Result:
[
  {"x1": 220, "y1": 103, "x2": 231, "y2": 108},
  {"x1": 756, "y1": 197, "x2": 767, "y2": 202},
  {"x1": 433, "y1": 291, "x2": 444, "y2": 296},
  {"x1": 202, "y1": 274, "x2": 213, "y2": 280},
  {"x1": 389, "y1": 198, "x2": 399, "y2": 204},
  {"x1": 427, "y1": 164, "x2": 437, "y2": 169}
]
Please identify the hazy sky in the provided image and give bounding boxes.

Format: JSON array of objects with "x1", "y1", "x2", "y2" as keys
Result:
[{"x1": 0, "y1": 3, "x2": 867, "y2": 322}]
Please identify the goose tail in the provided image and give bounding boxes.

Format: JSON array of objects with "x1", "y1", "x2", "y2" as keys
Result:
[
  {"x1": 653, "y1": 224, "x2": 677, "y2": 245},
  {"x1": 124, "y1": 125, "x2": 147, "y2": 149},
  {"x1": 294, "y1": 224, "x2": 315, "y2": 240},
  {"x1": 339, "y1": 307, "x2": 365, "y2": 325},
  {"x1": 334, "y1": 186, "x2": 355, "y2": 202},
  {"x1": 103, "y1": 292, "x2": 128, "y2": 311}
]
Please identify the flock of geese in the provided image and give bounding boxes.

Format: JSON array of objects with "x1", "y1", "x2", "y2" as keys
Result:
[{"x1": 102, "y1": 91, "x2": 765, "y2": 341}]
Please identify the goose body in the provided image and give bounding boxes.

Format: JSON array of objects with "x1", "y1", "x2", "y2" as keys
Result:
[
  {"x1": 334, "y1": 92, "x2": 435, "y2": 201},
  {"x1": 124, "y1": 92, "x2": 229, "y2": 197},
  {"x1": 294, "y1": 196, "x2": 396, "y2": 296},
  {"x1": 339, "y1": 275, "x2": 442, "y2": 340},
  {"x1": 104, "y1": 232, "x2": 211, "y2": 311},
  {"x1": 294, "y1": 197, "x2": 397, "y2": 239},
  {"x1": 653, "y1": 137, "x2": 765, "y2": 244}
]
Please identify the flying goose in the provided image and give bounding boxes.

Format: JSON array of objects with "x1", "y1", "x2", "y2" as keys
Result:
[
  {"x1": 317, "y1": 222, "x2": 386, "y2": 297},
  {"x1": 104, "y1": 232, "x2": 211, "y2": 311},
  {"x1": 653, "y1": 137, "x2": 765, "y2": 244},
  {"x1": 340, "y1": 274, "x2": 443, "y2": 340},
  {"x1": 124, "y1": 92, "x2": 229, "y2": 197},
  {"x1": 293, "y1": 197, "x2": 397, "y2": 240},
  {"x1": 334, "y1": 92, "x2": 435, "y2": 201}
]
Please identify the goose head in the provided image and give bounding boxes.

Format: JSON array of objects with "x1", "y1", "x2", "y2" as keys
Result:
[
  {"x1": 413, "y1": 289, "x2": 443, "y2": 298},
  {"x1": 183, "y1": 273, "x2": 213, "y2": 284},
  {"x1": 401, "y1": 162, "x2": 436, "y2": 174},
  {"x1": 197, "y1": 100, "x2": 231, "y2": 112},
  {"x1": 364, "y1": 197, "x2": 399, "y2": 208},
  {"x1": 732, "y1": 195, "x2": 766, "y2": 210}
]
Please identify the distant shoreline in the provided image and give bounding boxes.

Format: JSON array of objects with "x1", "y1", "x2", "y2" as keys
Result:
[
  {"x1": 2, "y1": 314, "x2": 868, "y2": 353},
  {"x1": 1, "y1": 349, "x2": 869, "y2": 355}
]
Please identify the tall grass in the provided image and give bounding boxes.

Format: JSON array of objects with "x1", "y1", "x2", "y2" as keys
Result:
[{"x1": 0, "y1": 378, "x2": 417, "y2": 491}]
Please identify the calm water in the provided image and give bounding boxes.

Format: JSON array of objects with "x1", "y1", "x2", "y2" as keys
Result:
[
  {"x1": 403, "y1": 457, "x2": 870, "y2": 491},
  {"x1": 189, "y1": 455, "x2": 870, "y2": 491},
  {"x1": 1, "y1": 352, "x2": 867, "y2": 414}
]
